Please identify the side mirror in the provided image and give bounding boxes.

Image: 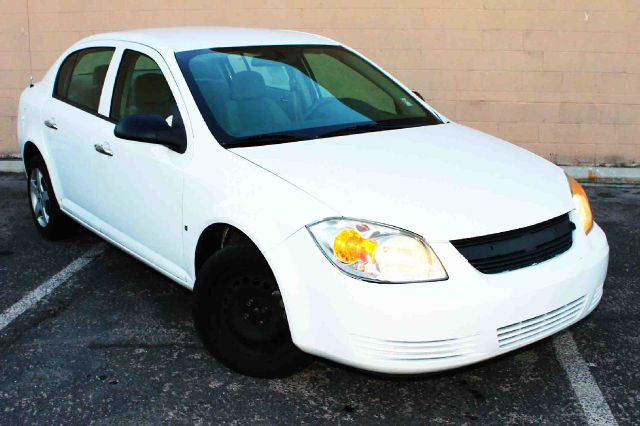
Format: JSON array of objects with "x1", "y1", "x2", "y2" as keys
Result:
[
  {"x1": 412, "y1": 90, "x2": 425, "y2": 101},
  {"x1": 114, "y1": 114, "x2": 186, "y2": 154}
]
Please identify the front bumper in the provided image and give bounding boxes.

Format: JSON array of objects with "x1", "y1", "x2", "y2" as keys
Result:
[{"x1": 267, "y1": 215, "x2": 609, "y2": 374}]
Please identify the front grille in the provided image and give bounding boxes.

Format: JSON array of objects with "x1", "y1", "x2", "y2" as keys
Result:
[
  {"x1": 497, "y1": 296, "x2": 585, "y2": 348},
  {"x1": 451, "y1": 213, "x2": 575, "y2": 274},
  {"x1": 351, "y1": 334, "x2": 478, "y2": 362}
]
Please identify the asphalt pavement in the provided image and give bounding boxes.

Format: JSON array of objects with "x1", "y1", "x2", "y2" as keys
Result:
[{"x1": 0, "y1": 173, "x2": 638, "y2": 425}]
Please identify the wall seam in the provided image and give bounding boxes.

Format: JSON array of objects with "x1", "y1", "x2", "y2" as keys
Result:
[{"x1": 26, "y1": 0, "x2": 33, "y2": 85}]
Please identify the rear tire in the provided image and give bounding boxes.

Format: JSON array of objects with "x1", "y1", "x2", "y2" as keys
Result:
[
  {"x1": 193, "y1": 246, "x2": 312, "y2": 378},
  {"x1": 26, "y1": 155, "x2": 73, "y2": 240}
]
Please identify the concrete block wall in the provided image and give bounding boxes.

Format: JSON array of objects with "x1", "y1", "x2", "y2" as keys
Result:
[{"x1": 0, "y1": 0, "x2": 638, "y2": 165}]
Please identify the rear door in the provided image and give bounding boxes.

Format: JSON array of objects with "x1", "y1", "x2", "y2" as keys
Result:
[
  {"x1": 45, "y1": 46, "x2": 116, "y2": 222},
  {"x1": 93, "y1": 43, "x2": 192, "y2": 281}
]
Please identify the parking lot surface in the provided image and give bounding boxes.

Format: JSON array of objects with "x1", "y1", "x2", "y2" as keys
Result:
[{"x1": 0, "y1": 173, "x2": 638, "y2": 425}]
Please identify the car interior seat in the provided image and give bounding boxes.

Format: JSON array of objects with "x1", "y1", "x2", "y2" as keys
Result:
[
  {"x1": 222, "y1": 71, "x2": 291, "y2": 136},
  {"x1": 131, "y1": 73, "x2": 175, "y2": 119}
]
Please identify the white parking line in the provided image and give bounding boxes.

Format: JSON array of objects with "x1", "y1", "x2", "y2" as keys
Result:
[
  {"x1": 554, "y1": 331, "x2": 618, "y2": 426},
  {"x1": 0, "y1": 243, "x2": 106, "y2": 332}
]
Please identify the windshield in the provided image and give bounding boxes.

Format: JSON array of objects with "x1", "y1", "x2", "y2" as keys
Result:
[{"x1": 176, "y1": 45, "x2": 442, "y2": 147}]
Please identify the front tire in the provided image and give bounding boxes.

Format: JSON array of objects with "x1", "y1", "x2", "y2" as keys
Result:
[
  {"x1": 26, "y1": 155, "x2": 72, "y2": 240},
  {"x1": 193, "y1": 246, "x2": 312, "y2": 378}
]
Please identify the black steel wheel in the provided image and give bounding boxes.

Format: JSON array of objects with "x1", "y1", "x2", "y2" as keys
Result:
[{"x1": 193, "y1": 246, "x2": 312, "y2": 378}]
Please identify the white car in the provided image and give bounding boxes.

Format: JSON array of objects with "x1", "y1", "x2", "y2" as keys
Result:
[{"x1": 17, "y1": 27, "x2": 608, "y2": 378}]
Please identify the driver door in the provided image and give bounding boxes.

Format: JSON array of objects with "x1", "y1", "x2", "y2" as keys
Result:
[{"x1": 94, "y1": 44, "x2": 192, "y2": 282}]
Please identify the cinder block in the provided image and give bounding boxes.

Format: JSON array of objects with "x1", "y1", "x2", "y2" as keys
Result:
[
  {"x1": 0, "y1": 115, "x2": 19, "y2": 154},
  {"x1": 595, "y1": 143, "x2": 637, "y2": 166},
  {"x1": 618, "y1": 125, "x2": 640, "y2": 144},
  {"x1": 544, "y1": 52, "x2": 627, "y2": 73},
  {"x1": 625, "y1": 53, "x2": 640, "y2": 73},
  {"x1": 522, "y1": 72, "x2": 563, "y2": 92},
  {"x1": 618, "y1": 106, "x2": 640, "y2": 125},
  {"x1": 0, "y1": 0, "x2": 27, "y2": 14},
  {"x1": 459, "y1": 121, "x2": 499, "y2": 136},
  {"x1": 0, "y1": 97, "x2": 17, "y2": 117},
  {"x1": 518, "y1": 143, "x2": 557, "y2": 162},
  {"x1": 482, "y1": 30, "x2": 524, "y2": 50},
  {"x1": 0, "y1": 51, "x2": 29, "y2": 71},
  {"x1": 0, "y1": 13, "x2": 29, "y2": 33},
  {"x1": 525, "y1": 31, "x2": 630, "y2": 53},
  {"x1": 29, "y1": 32, "x2": 84, "y2": 52},
  {"x1": 497, "y1": 122, "x2": 539, "y2": 143},
  {"x1": 0, "y1": 32, "x2": 29, "y2": 51},
  {"x1": 579, "y1": 124, "x2": 619, "y2": 144},
  {"x1": 559, "y1": 104, "x2": 618, "y2": 125},
  {"x1": 0, "y1": 70, "x2": 30, "y2": 90},
  {"x1": 539, "y1": 123, "x2": 580, "y2": 144},
  {"x1": 556, "y1": 143, "x2": 596, "y2": 166}
]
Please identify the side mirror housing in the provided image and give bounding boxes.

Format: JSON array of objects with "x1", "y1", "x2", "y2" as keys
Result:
[{"x1": 114, "y1": 114, "x2": 186, "y2": 154}]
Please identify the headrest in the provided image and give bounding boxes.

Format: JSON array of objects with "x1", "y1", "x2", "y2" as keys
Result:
[
  {"x1": 251, "y1": 57, "x2": 278, "y2": 68},
  {"x1": 190, "y1": 54, "x2": 225, "y2": 80},
  {"x1": 230, "y1": 71, "x2": 266, "y2": 100},
  {"x1": 93, "y1": 64, "x2": 108, "y2": 85},
  {"x1": 195, "y1": 78, "x2": 230, "y2": 100},
  {"x1": 134, "y1": 73, "x2": 172, "y2": 105}
]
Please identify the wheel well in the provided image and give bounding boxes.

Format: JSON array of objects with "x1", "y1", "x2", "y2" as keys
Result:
[
  {"x1": 194, "y1": 224, "x2": 256, "y2": 275},
  {"x1": 22, "y1": 142, "x2": 41, "y2": 170}
]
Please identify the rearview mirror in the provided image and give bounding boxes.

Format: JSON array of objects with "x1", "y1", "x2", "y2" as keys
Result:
[{"x1": 114, "y1": 114, "x2": 186, "y2": 154}]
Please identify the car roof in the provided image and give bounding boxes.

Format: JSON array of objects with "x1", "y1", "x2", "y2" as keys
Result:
[{"x1": 81, "y1": 27, "x2": 340, "y2": 52}]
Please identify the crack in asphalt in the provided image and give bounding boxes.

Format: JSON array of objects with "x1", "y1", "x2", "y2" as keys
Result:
[{"x1": 87, "y1": 342, "x2": 203, "y2": 350}]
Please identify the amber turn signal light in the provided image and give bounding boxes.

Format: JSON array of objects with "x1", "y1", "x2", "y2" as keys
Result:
[
  {"x1": 333, "y1": 229, "x2": 378, "y2": 264},
  {"x1": 568, "y1": 176, "x2": 593, "y2": 235}
]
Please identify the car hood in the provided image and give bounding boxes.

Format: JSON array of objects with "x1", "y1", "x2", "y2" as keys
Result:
[{"x1": 231, "y1": 123, "x2": 574, "y2": 241}]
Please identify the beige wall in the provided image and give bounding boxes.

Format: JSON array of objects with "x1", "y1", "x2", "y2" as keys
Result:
[{"x1": 1, "y1": 0, "x2": 638, "y2": 165}]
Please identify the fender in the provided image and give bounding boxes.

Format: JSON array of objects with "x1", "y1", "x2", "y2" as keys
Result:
[
  {"x1": 184, "y1": 190, "x2": 336, "y2": 286},
  {"x1": 182, "y1": 133, "x2": 338, "y2": 287},
  {"x1": 186, "y1": 215, "x2": 324, "y2": 348}
]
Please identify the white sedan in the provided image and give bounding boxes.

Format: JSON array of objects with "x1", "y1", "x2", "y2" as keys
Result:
[{"x1": 17, "y1": 27, "x2": 608, "y2": 378}]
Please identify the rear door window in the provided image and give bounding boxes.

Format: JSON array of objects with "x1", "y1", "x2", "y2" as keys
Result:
[{"x1": 54, "y1": 47, "x2": 115, "y2": 113}]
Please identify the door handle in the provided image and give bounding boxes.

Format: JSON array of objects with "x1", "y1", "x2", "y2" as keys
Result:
[
  {"x1": 94, "y1": 143, "x2": 113, "y2": 157},
  {"x1": 44, "y1": 119, "x2": 57, "y2": 130}
]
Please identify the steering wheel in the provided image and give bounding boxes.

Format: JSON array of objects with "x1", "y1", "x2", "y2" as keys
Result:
[{"x1": 304, "y1": 98, "x2": 341, "y2": 120}]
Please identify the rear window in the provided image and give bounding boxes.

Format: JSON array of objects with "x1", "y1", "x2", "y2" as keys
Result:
[{"x1": 54, "y1": 47, "x2": 115, "y2": 113}]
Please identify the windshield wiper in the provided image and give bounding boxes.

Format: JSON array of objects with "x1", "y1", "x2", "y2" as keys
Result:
[
  {"x1": 227, "y1": 121, "x2": 427, "y2": 148},
  {"x1": 228, "y1": 133, "x2": 300, "y2": 147},
  {"x1": 317, "y1": 122, "x2": 411, "y2": 139}
]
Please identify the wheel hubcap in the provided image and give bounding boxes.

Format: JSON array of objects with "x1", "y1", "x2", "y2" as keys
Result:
[
  {"x1": 29, "y1": 168, "x2": 50, "y2": 227},
  {"x1": 224, "y1": 275, "x2": 286, "y2": 347}
]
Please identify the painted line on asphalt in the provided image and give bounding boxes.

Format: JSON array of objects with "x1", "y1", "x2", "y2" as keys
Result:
[
  {"x1": 0, "y1": 243, "x2": 106, "y2": 332},
  {"x1": 554, "y1": 331, "x2": 618, "y2": 426}
]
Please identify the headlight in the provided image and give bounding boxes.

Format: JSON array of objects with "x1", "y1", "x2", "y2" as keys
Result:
[
  {"x1": 307, "y1": 218, "x2": 448, "y2": 283},
  {"x1": 567, "y1": 175, "x2": 593, "y2": 235}
]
